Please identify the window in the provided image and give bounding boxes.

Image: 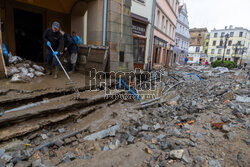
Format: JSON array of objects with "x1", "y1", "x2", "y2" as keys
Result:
[
  {"x1": 214, "y1": 33, "x2": 218, "y2": 37},
  {"x1": 206, "y1": 42, "x2": 209, "y2": 46},
  {"x1": 195, "y1": 47, "x2": 200, "y2": 52},
  {"x1": 161, "y1": 16, "x2": 165, "y2": 31},
  {"x1": 219, "y1": 40, "x2": 223, "y2": 46},
  {"x1": 218, "y1": 49, "x2": 222, "y2": 54},
  {"x1": 165, "y1": 20, "x2": 168, "y2": 34},
  {"x1": 205, "y1": 50, "x2": 208, "y2": 54},
  {"x1": 198, "y1": 32, "x2": 201, "y2": 37},
  {"x1": 211, "y1": 49, "x2": 215, "y2": 54},
  {"x1": 133, "y1": 37, "x2": 146, "y2": 63},
  {"x1": 169, "y1": 24, "x2": 172, "y2": 37},
  {"x1": 230, "y1": 32, "x2": 234, "y2": 37},
  {"x1": 221, "y1": 32, "x2": 225, "y2": 37},
  {"x1": 228, "y1": 40, "x2": 232, "y2": 46},
  {"x1": 207, "y1": 34, "x2": 210, "y2": 39},
  {"x1": 226, "y1": 49, "x2": 230, "y2": 55},
  {"x1": 213, "y1": 41, "x2": 216, "y2": 46},
  {"x1": 172, "y1": 27, "x2": 175, "y2": 38},
  {"x1": 137, "y1": 0, "x2": 145, "y2": 3},
  {"x1": 238, "y1": 41, "x2": 241, "y2": 45},
  {"x1": 197, "y1": 38, "x2": 201, "y2": 44},
  {"x1": 157, "y1": 10, "x2": 160, "y2": 28},
  {"x1": 239, "y1": 32, "x2": 243, "y2": 37}
]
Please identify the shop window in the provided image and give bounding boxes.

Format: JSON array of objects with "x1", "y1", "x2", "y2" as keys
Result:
[{"x1": 133, "y1": 37, "x2": 146, "y2": 63}]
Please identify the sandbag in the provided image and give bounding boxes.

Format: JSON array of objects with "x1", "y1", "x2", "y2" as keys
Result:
[
  {"x1": 34, "y1": 71, "x2": 45, "y2": 77},
  {"x1": 33, "y1": 65, "x2": 45, "y2": 72}
]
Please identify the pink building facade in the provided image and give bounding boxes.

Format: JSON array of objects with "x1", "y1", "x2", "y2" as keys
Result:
[{"x1": 151, "y1": 0, "x2": 178, "y2": 68}]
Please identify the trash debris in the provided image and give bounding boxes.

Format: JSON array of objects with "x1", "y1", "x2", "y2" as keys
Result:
[{"x1": 212, "y1": 122, "x2": 224, "y2": 129}]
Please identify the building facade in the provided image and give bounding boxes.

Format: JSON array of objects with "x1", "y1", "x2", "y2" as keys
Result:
[
  {"x1": 131, "y1": 0, "x2": 154, "y2": 70},
  {"x1": 151, "y1": 0, "x2": 179, "y2": 68},
  {"x1": 207, "y1": 26, "x2": 250, "y2": 65},
  {"x1": 0, "y1": 0, "x2": 134, "y2": 72},
  {"x1": 173, "y1": 3, "x2": 190, "y2": 65},
  {"x1": 188, "y1": 28, "x2": 208, "y2": 64}
]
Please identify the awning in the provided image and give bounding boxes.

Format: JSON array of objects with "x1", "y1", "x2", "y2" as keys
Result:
[{"x1": 131, "y1": 13, "x2": 149, "y2": 24}]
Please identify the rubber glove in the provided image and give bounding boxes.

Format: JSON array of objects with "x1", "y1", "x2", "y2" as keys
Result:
[
  {"x1": 47, "y1": 41, "x2": 51, "y2": 47},
  {"x1": 53, "y1": 51, "x2": 58, "y2": 56}
]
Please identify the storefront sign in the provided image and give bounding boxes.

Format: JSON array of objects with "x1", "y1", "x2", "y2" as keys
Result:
[{"x1": 132, "y1": 21, "x2": 146, "y2": 36}]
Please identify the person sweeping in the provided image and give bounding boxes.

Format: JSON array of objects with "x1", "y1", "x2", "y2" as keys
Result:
[
  {"x1": 43, "y1": 21, "x2": 63, "y2": 79},
  {"x1": 60, "y1": 31, "x2": 78, "y2": 74}
]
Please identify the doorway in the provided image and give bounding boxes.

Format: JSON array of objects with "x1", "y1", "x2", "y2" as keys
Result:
[{"x1": 14, "y1": 8, "x2": 43, "y2": 62}]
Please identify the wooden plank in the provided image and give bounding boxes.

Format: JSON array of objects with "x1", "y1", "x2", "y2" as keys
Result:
[{"x1": 0, "y1": 19, "x2": 7, "y2": 78}]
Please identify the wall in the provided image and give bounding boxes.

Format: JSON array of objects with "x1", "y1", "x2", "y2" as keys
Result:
[
  {"x1": 106, "y1": 0, "x2": 133, "y2": 71},
  {"x1": 87, "y1": 0, "x2": 103, "y2": 45}
]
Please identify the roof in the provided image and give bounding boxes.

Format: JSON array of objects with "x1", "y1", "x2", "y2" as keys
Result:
[{"x1": 189, "y1": 28, "x2": 208, "y2": 32}]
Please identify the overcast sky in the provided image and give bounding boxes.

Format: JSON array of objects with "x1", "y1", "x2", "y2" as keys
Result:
[{"x1": 182, "y1": 0, "x2": 250, "y2": 31}]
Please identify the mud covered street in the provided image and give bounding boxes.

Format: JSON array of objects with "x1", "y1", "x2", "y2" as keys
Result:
[{"x1": 0, "y1": 66, "x2": 249, "y2": 167}]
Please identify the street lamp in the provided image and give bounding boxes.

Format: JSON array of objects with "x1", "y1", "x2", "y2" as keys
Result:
[
  {"x1": 221, "y1": 33, "x2": 229, "y2": 67},
  {"x1": 239, "y1": 46, "x2": 247, "y2": 68}
]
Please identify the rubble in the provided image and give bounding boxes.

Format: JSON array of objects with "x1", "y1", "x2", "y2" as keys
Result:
[{"x1": 0, "y1": 65, "x2": 249, "y2": 167}]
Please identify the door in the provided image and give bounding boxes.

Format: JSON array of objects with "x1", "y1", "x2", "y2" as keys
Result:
[{"x1": 14, "y1": 8, "x2": 43, "y2": 62}]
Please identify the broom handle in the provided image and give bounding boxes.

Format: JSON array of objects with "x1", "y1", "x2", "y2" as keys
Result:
[{"x1": 48, "y1": 45, "x2": 71, "y2": 81}]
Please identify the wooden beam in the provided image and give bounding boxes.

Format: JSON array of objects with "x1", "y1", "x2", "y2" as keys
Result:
[{"x1": 0, "y1": 18, "x2": 7, "y2": 78}]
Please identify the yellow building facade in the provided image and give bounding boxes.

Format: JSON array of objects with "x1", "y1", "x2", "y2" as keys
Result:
[{"x1": 207, "y1": 26, "x2": 250, "y2": 65}]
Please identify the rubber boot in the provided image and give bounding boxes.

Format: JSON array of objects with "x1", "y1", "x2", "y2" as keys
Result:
[
  {"x1": 70, "y1": 64, "x2": 76, "y2": 74},
  {"x1": 54, "y1": 66, "x2": 59, "y2": 79},
  {"x1": 46, "y1": 65, "x2": 52, "y2": 75}
]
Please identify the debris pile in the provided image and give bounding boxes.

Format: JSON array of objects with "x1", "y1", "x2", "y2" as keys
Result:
[
  {"x1": 0, "y1": 65, "x2": 249, "y2": 167},
  {"x1": 6, "y1": 53, "x2": 45, "y2": 83}
]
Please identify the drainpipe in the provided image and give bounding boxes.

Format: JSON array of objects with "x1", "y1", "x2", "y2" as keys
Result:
[
  {"x1": 102, "y1": 0, "x2": 108, "y2": 46},
  {"x1": 147, "y1": 0, "x2": 156, "y2": 71}
]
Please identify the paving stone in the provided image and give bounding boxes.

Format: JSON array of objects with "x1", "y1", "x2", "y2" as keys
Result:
[
  {"x1": 55, "y1": 139, "x2": 64, "y2": 147},
  {"x1": 41, "y1": 134, "x2": 48, "y2": 140},
  {"x1": 0, "y1": 149, "x2": 5, "y2": 159},
  {"x1": 141, "y1": 124, "x2": 150, "y2": 131},
  {"x1": 127, "y1": 136, "x2": 135, "y2": 144},
  {"x1": 208, "y1": 160, "x2": 221, "y2": 167},
  {"x1": 58, "y1": 128, "x2": 65, "y2": 133},
  {"x1": 170, "y1": 149, "x2": 184, "y2": 159}
]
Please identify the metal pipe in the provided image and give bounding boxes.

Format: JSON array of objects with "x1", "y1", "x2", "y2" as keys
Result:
[
  {"x1": 147, "y1": 0, "x2": 157, "y2": 71},
  {"x1": 102, "y1": 0, "x2": 108, "y2": 46}
]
